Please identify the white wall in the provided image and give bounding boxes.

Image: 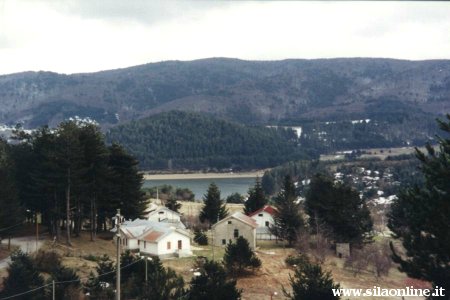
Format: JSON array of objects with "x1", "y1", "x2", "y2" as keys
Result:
[
  {"x1": 139, "y1": 240, "x2": 158, "y2": 255},
  {"x1": 213, "y1": 218, "x2": 256, "y2": 249},
  {"x1": 148, "y1": 209, "x2": 181, "y2": 223},
  {"x1": 157, "y1": 231, "x2": 191, "y2": 256},
  {"x1": 138, "y1": 231, "x2": 191, "y2": 257},
  {"x1": 251, "y1": 211, "x2": 274, "y2": 228}
]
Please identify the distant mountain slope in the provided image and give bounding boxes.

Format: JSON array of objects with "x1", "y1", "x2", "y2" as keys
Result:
[
  {"x1": 105, "y1": 111, "x2": 307, "y2": 170},
  {"x1": 0, "y1": 58, "x2": 449, "y2": 128}
]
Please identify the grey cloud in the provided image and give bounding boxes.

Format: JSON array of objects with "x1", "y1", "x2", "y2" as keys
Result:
[{"x1": 32, "y1": 0, "x2": 233, "y2": 25}]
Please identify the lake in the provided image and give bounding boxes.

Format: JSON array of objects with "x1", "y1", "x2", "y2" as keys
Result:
[{"x1": 143, "y1": 177, "x2": 257, "y2": 200}]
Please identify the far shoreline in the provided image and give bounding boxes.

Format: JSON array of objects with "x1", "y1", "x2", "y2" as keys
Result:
[{"x1": 142, "y1": 170, "x2": 266, "y2": 180}]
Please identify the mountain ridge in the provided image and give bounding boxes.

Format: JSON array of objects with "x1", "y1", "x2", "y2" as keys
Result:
[{"x1": 0, "y1": 57, "x2": 449, "y2": 128}]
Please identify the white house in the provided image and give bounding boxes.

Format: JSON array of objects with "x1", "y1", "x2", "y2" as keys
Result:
[
  {"x1": 211, "y1": 212, "x2": 257, "y2": 249},
  {"x1": 115, "y1": 219, "x2": 156, "y2": 251},
  {"x1": 145, "y1": 207, "x2": 186, "y2": 229},
  {"x1": 137, "y1": 225, "x2": 192, "y2": 258},
  {"x1": 113, "y1": 218, "x2": 192, "y2": 258},
  {"x1": 249, "y1": 205, "x2": 276, "y2": 240}
]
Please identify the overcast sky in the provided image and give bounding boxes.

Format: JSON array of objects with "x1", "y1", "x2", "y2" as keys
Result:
[{"x1": 1, "y1": 0, "x2": 449, "y2": 75}]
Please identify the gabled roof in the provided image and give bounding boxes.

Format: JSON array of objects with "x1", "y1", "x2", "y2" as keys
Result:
[
  {"x1": 146, "y1": 207, "x2": 181, "y2": 218},
  {"x1": 212, "y1": 212, "x2": 258, "y2": 229},
  {"x1": 113, "y1": 218, "x2": 186, "y2": 239},
  {"x1": 137, "y1": 226, "x2": 190, "y2": 243},
  {"x1": 248, "y1": 205, "x2": 277, "y2": 217}
]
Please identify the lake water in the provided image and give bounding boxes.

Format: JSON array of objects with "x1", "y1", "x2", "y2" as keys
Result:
[{"x1": 143, "y1": 177, "x2": 256, "y2": 200}]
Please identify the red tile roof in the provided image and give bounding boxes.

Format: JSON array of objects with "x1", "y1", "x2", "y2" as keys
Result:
[
  {"x1": 140, "y1": 230, "x2": 164, "y2": 242},
  {"x1": 248, "y1": 205, "x2": 277, "y2": 217}
]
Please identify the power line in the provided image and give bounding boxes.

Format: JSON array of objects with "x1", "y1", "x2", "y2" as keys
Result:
[
  {"x1": 0, "y1": 257, "x2": 142, "y2": 300},
  {"x1": 0, "y1": 284, "x2": 51, "y2": 300},
  {"x1": 0, "y1": 222, "x2": 25, "y2": 233}
]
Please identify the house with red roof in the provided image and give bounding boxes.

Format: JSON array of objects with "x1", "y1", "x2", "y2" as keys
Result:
[
  {"x1": 248, "y1": 205, "x2": 277, "y2": 240},
  {"x1": 211, "y1": 212, "x2": 258, "y2": 249},
  {"x1": 137, "y1": 225, "x2": 192, "y2": 258},
  {"x1": 113, "y1": 218, "x2": 192, "y2": 258}
]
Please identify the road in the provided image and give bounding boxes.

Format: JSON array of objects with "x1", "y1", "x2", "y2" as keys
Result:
[{"x1": 0, "y1": 236, "x2": 45, "y2": 269}]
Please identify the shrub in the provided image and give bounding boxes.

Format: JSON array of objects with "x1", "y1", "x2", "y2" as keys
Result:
[{"x1": 193, "y1": 228, "x2": 208, "y2": 245}]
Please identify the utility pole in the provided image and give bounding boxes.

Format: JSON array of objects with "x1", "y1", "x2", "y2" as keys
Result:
[
  {"x1": 36, "y1": 213, "x2": 39, "y2": 252},
  {"x1": 115, "y1": 209, "x2": 121, "y2": 300},
  {"x1": 52, "y1": 280, "x2": 55, "y2": 300}
]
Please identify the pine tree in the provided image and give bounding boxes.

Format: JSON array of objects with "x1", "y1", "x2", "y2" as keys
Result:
[
  {"x1": 0, "y1": 251, "x2": 46, "y2": 300},
  {"x1": 165, "y1": 195, "x2": 181, "y2": 213},
  {"x1": 106, "y1": 143, "x2": 147, "y2": 219},
  {"x1": 199, "y1": 183, "x2": 228, "y2": 225},
  {"x1": 187, "y1": 259, "x2": 242, "y2": 300},
  {"x1": 193, "y1": 228, "x2": 208, "y2": 245},
  {"x1": 223, "y1": 236, "x2": 261, "y2": 275},
  {"x1": 283, "y1": 255, "x2": 340, "y2": 300},
  {"x1": 244, "y1": 176, "x2": 267, "y2": 214},
  {"x1": 54, "y1": 121, "x2": 86, "y2": 245},
  {"x1": 388, "y1": 115, "x2": 450, "y2": 299},
  {"x1": 305, "y1": 173, "x2": 373, "y2": 244},
  {"x1": 78, "y1": 123, "x2": 109, "y2": 241},
  {"x1": 0, "y1": 139, "x2": 23, "y2": 236},
  {"x1": 270, "y1": 175, "x2": 303, "y2": 246}
]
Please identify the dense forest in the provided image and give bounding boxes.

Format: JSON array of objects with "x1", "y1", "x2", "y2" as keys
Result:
[
  {"x1": 0, "y1": 120, "x2": 146, "y2": 245},
  {"x1": 106, "y1": 111, "x2": 310, "y2": 170}
]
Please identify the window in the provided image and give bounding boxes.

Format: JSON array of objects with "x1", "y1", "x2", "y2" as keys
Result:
[
  {"x1": 222, "y1": 239, "x2": 226, "y2": 245},
  {"x1": 258, "y1": 214, "x2": 263, "y2": 217},
  {"x1": 178, "y1": 240, "x2": 182, "y2": 250},
  {"x1": 234, "y1": 229, "x2": 239, "y2": 238},
  {"x1": 159, "y1": 211, "x2": 164, "y2": 214},
  {"x1": 265, "y1": 221, "x2": 270, "y2": 227},
  {"x1": 228, "y1": 221, "x2": 232, "y2": 224},
  {"x1": 144, "y1": 241, "x2": 146, "y2": 249},
  {"x1": 167, "y1": 241, "x2": 171, "y2": 250},
  {"x1": 138, "y1": 240, "x2": 140, "y2": 246}
]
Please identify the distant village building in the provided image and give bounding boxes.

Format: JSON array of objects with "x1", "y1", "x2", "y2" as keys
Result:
[
  {"x1": 336, "y1": 243, "x2": 351, "y2": 258},
  {"x1": 249, "y1": 205, "x2": 276, "y2": 240},
  {"x1": 144, "y1": 207, "x2": 186, "y2": 229},
  {"x1": 113, "y1": 215, "x2": 192, "y2": 258},
  {"x1": 211, "y1": 212, "x2": 257, "y2": 249},
  {"x1": 137, "y1": 225, "x2": 192, "y2": 258}
]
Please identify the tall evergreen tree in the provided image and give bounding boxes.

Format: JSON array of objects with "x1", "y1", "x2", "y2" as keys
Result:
[
  {"x1": 78, "y1": 123, "x2": 109, "y2": 241},
  {"x1": 0, "y1": 139, "x2": 23, "y2": 236},
  {"x1": 270, "y1": 175, "x2": 303, "y2": 246},
  {"x1": 244, "y1": 176, "x2": 267, "y2": 214},
  {"x1": 54, "y1": 121, "x2": 86, "y2": 245},
  {"x1": 199, "y1": 183, "x2": 228, "y2": 225},
  {"x1": 106, "y1": 143, "x2": 147, "y2": 220},
  {"x1": 187, "y1": 259, "x2": 242, "y2": 300},
  {"x1": 305, "y1": 173, "x2": 373, "y2": 244},
  {"x1": 388, "y1": 115, "x2": 450, "y2": 299}
]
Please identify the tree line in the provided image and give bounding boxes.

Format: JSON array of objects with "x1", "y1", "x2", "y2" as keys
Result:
[{"x1": 0, "y1": 120, "x2": 146, "y2": 245}]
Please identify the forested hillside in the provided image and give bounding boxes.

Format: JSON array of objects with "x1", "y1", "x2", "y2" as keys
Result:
[
  {"x1": 0, "y1": 58, "x2": 448, "y2": 130},
  {"x1": 106, "y1": 111, "x2": 308, "y2": 170}
]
